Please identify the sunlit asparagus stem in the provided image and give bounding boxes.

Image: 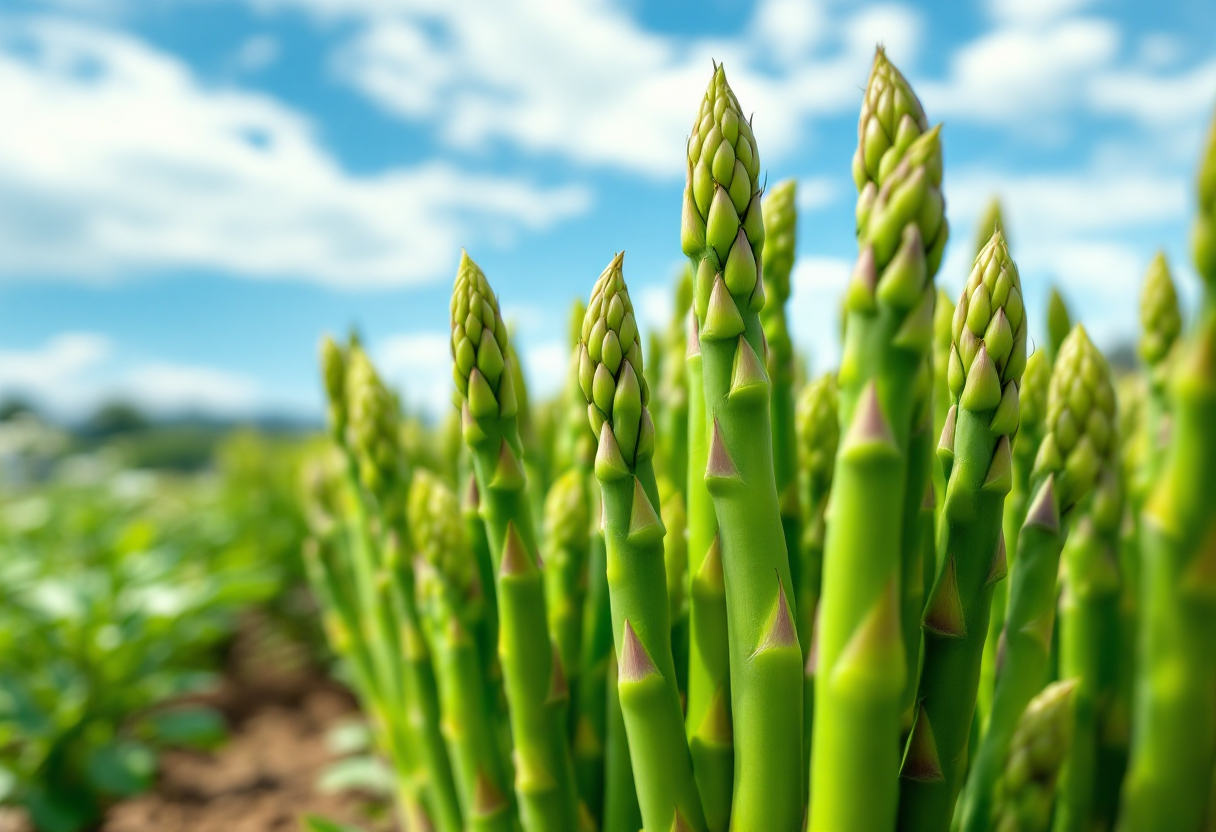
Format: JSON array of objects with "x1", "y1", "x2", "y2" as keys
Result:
[
  {"x1": 410, "y1": 470, "x2": 515, "y2": 832},
  {"x1": 1119, "y1": 109, "x2": 1216, "y2": 832},
  {"x1": 578, "y1": 253, "x2": 708, "y2": 832},
  {"x1": 450, "y1": 252, "x2": 579, "y2": 832},
  {"x1": 346, "y1": 347, "x2": 465, "y2": 832},
  {"x1": 795, "y1": 372, "x2": 839, "y2": 795},
  {"x1": 603, "y1": 652, "x2": 644, "y2": 832},
  {"x1": 1053, "y1": 464, "x2": 1123, "y2": 832},
  {"x1": 660, "y1": 480, "x2": 691, "y2": 700},
  {"x1": 543, "y1": 470, "x2": 591, "y2": 700},
  {"x1": 993, "y1": 680, "x2": 1080, "y2": 832},
  {"x1": 762, "y1": 179, "x2": 804, "y2": 610},
  {"x1": 1137, "y1": 252, "x2": 1183, "y2": 491},
  {"x1": 1046, "y1": 288, "x2": 1072, "y2": 362},
  {"x1": 576, "y1": 481, "x2": 614, "y2": 821},
  {"x1": 659, "y1": 267, "x2": 694, "y2": 498},
  {"x1": 684, "y1": 315, "x2": 733, "y2": 832},
  {"x1": 683, "y1": 63, "x2": 802, "y2": 832},
  {"x1": 981, "y1": 349, "x2": 1051, "y2": 732},
  {"x1": 811, "y1": 48, "x2": 947, "y2": 832},
  {"x1": 960, "y1": 325, "x2": 1116, "y2": 832},
  {"x1": 897, "y1": 230, "x2": 1027, "y2": 832}
]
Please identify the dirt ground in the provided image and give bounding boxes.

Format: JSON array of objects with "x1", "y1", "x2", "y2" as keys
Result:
[{"x1": 102, "y1": 621, "x2": 383, "y2": 832}]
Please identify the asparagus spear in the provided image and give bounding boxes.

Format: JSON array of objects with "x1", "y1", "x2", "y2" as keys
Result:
[
  {"x1": 933, "y1": 288, "x2": 956, "y2": 514},
  {"x1": 993, "y1": 680, "x2": 1080, "y2": 832},
  {"x1": 980, "y1": 349, "x2": 1051, "y2": 731},
  {"x1": 577, "y1": 252, "x2": 708, "y2": 832},
  {"x1": 1053, "y1": 462, "x2": 1123, "y2": 832},
  {"x1": 684, "y1": 312, "x2": 733, "y2": 832},
  {"x1": 346, "y1": 347, "x2": 465, "y2": 832},
  {"x1": 450, "y1": 251, "x2": 580, "y2": 832},
  {"x1": 897, "y1": 229, "x2": 1027, "y2": 831},
  {"x1": 683, "y1": 63, "x2": 803, "y2": 832},
  {"x1": 543, "y1": 469, "x2": 591, "y2": 705},
  {"x1": 410, "y1": 469, "x2": 516, "y2": 832},
  {"x1": 973, "y1": 198, "x2": 1009, "y2": 260},
  {"x1": 659, "y1": 267, "x2": 694, "y2": 497},
  {"x1": 1118, "y1": 107, "x2": 1216, "y2": 832},
  {"x1": 660, "y1": 479, "x2": 691, "y2": 700},
  {"x1": 761, "y1": 179, "x2": 803, "y2": 604},
  {"x1": 1136, "y1": 252, "x2": 1182, "y2": 489},
  {"x1": 1046, "y1": 289, "x2": 1072, "y2": 362},
  {"x1": 959, "y1": 325, "x2": 1116, "y2": 832},
  {"x1": 576, "y1": 480, "x2": 615, "y2": 821},
  {"x1": 811, "y1": 48, "x2": 947, "y2": 831},
  {"x1": 795, "y1": 372, "x2": 839, "y2": 788}
]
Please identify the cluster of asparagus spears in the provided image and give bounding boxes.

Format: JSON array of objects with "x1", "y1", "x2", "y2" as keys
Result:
[{"x1": 301, "y1": 49, "x2": 1216, "y2": 832}]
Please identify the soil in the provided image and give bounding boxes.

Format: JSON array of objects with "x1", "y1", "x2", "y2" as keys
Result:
[{"x1": 101, "y1": 618, "x2": 384, "y2": 832}]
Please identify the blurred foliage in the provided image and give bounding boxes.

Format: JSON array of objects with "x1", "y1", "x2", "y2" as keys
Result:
[{"x1": 0, "y1": 429, "x2": 316, "y2": 831}]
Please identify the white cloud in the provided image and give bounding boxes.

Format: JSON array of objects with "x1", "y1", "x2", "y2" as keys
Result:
[
  {"x1": 919, "y1": 18, "x2": 1118, "y2": 125},
  {"x1": 788, "y1": 256, "x2": 851, "y2": 373},
  {"x1": 986, "y1": 0, "x2": 1095, "y2": 26},
  {"x1": 0, "y1": 17, "x2": 590, "y2": 287},
  {"x1": 234, "y1": 34, "x2": 280, "y2": 72},
  {"x1": 796, "y1": 176, "x2": 840, "y2": 213},
  {"x1": 521, "y1": 340, "x2": 569, "y2": 402},
  {"x1": 0, "y1": 333, "x2": 275, "y2": 418},
  {"x1": 252, "y1": 0, "x2": 921, "y2": 177},
  {"x1": 117, "y1": 363, "x2": 261, "y2": 416},
  {"x1": 374, "y1": 331, "x2": 454, "y2": 417},
  {"x1": 1089, "y1": 58, "x2": 1216, "y2": 125}
]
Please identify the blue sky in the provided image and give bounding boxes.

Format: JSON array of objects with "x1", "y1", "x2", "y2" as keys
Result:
[{"x1": 1, "y1": 0, "x2": 1213, "y2": 421}]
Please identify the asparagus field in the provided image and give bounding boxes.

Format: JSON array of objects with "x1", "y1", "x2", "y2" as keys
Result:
[{"x1": 304, "y1": 50, "x2": 1216, "y2": 832}]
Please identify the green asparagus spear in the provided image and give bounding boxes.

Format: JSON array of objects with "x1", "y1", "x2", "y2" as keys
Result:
[
  {"x1": 761, "y1": 179, "x2": 803, "y2": 606},
  {"x1": 959, "y1": 325, "x2": 1116, "y2": 832},
  {"x1": 576, "y1": 481, "x2": 615, "y2": 821},
  {"x1": 578, "y1": 253, "x2": 708, "y2": 832},
  {"x1": 993, "y1": 680, "x2": 1079, "y2": 832},
  {"x1": 683, "y1": 63, "x2": 803, "y2": 832},
  {"x1": 933, "y1": 288, "x2": 956, "y2": 512},
  {"x1": 1053, "y1": 462, "x2": 1123, "y2": 832},
  {"x1": 410, "y1": 469, "x2": 516, "y2": 832},
  {"x1": 543, "y1": 469, "x2": 591, "y2": 701},
  {"x1": 897, "y1": 229, "x2": 1027, "y2": 832},
  {"x1": 981, "y1": 349, "x2": 1051, "y2": 732},
  {"x1": 973, "y1": 198, "x2": 1009, "y2": 260},
  {"x1": 1118, "y1": 106, "x2": 1216, "y2": 832},
  {"x1": 795, "y1": 372, "x2": 839, "y2": 792},
  {"x1": 660, "y1": 479, "x2": 691, "y2": 700},
  {"x1": 685, "y1": 312, "x2": 733, "y2": 832},
  {"x1": 1137, "y1": 252, "x2": 1183, "y2": 489},
  {"x1": 811, "y1": 48, "x2": 947, "y2": 832},
  {"x1": 659, "y1": 267, "x2": 694, "y2": 497},
  {"x1": 450, "y1": 251, "x2": 580, "y2": 832},
  {"x1": 1046, "y1": 289, "x2": 1072, "y2": 362}
]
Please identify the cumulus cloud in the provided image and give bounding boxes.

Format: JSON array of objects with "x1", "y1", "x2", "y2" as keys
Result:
[
  {"x1": 788, "y1": 256, "x2": 851, "y2": 373},
  {"x1": 0, "y1": 333, "x2": 273, "y2": 418},
  {"x1": 250, "y1": 0, "x2": 922, "y2": 177},
  {"x1": 0, "y1": 17, "x2": 590, "y2": 287}
]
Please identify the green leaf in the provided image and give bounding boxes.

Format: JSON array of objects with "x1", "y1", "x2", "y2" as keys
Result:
[
  {"x1": 144, "y1": 705, "x2": 227, "y2": 750},
  {"x1": 317, "y1": 755, "x2": 394, "y2": 796},
  {"x1": 26, "y1": 782, "x2": 99, "y2": 832},
  {"x1": 86, "y1": 740, "x2": 156, "y2": 797}
]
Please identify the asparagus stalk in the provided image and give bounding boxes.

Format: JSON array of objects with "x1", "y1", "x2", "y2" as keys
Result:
[
  {"x1": 346, "y1": 347, "x2": 465, "y2": 832},
  {"x1": 897, "y1": 229, "x2": 1027, "y2": 831},
  {"x1": 811, "y1": 48, "x2": 947, "y2": 831},
  {"x1": 993, "y1": 680, "x2": 1080, "y2": 832},
  {"x1": 543, "y1": 469, "x2": 591, "y2": 703},
  {"x1": 1118, "y1": 108, "x2": 1216, "y2": 832},
  {"x1": 761, "y1": 179, "x2": 803, "y2": 603},
  {"x1": 933, "y1": 288, "x2": 956, "y2": 516},
  {"x1": 684, "y1": 313, "x2": 733, "y2": 832},
  {"x1": 959, "y1": 325, "x2": 1116, "y2": 832},
  {"x1": 410, "y1": 469, "x2": 516, "y2": 832},
  {"x1": 577, "y1": 253, "x2": 708, "y2": 832},
  {"x1": 1046, "y1": 288, "x2": 1072, "y2": 362},
  {"x1": 973, "y1": 198, "x2": 1009, "y2": 260},
  {"x1": 981, "y1": 349, "x2": 1051, "y2": 731},
  {"x1": 604, "y1": 652, "x2": 644, "y2": 832},
  {"x1": 659, "y1": 267, "x2": 694, "y2": 497},
  {"x1": 1136, "y1": 252, "x2": 1183, "y2": 490},
  {"x1": 660, "y1": 480, "x2": 691, "y2": 700},
  {"x1": 450, "y1": 252, "x2": 580, "y2": 832},
  {"x1": 795, "y1": 372, "x2": 839, "y2": 788},
  {"x1": 1053, "y1": 463, "x2": 1123, "y2": 832},
  {"x1": 576, "y1": 482, "x2": 615, "y2": 821},
  {"x1": 683, "y1": 64, "x2": 803, "y2": 831}
]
